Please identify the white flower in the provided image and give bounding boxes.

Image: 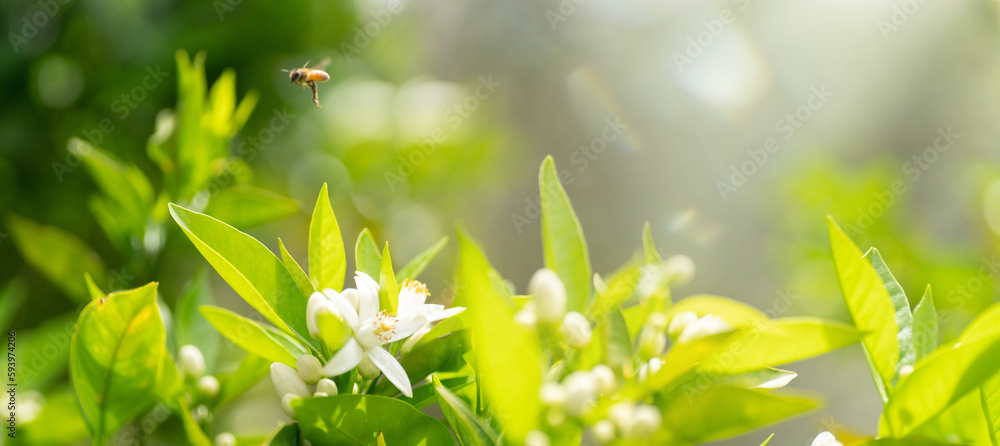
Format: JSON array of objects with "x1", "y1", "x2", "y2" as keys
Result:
[
  {"x1": 811, "y1": 431, "x2": 843, "y2": 446},
  {"x1": 319, "y1": 272, "x2": 429, "y2": 398},
  {"x1": 561, "y1": 311, "x2": 592, "y2": 348},
  {"x1": 397, "y1": 279, "x2": 465, "y2": 322},
  {"x1": 179, "y1": 345, "x2": 206, "y2": 378},
  {"x1": 677, "y1": 314, "x2": 733, "y2": 344},
  {"x1": 197, "y1": 375, "x2": 220, "y2": 398},
  {"x1": 529, "y1": 268, "x2": 567, "y2": 322},
  {"x1": 666, "y1": 311, "x2": 698, "y2": 338}
]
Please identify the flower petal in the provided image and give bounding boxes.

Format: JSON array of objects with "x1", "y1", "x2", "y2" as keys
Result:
[
  {"x1": 326, "y1": 290, "x2": 360, "y2": 329},
  {"x1": 432, "y1": 306, "x2": 465, "y2": 322},
  {"x1": 355, "y1": 272, "x2": 380, "y2": 321},
  {"x1": 366, "y1": 347, "x2": 413, "y2": 398},
  {"x1": 387, "y1": 313, "x2": 427, "y2": 343},
  {"x1": 320, "y1": 338, "x2": 364, "y2": 377},
  {"x1": 306, "y1": 292, "x2": 327, "y2": 338}
]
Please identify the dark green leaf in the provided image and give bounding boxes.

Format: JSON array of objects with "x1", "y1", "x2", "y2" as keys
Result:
[
  {"x1": 294, "y1": 395, "x2": 453, "y2": 445},
  {"x1": 6, "y1": 213, "x2": 106, "y2": 301}
]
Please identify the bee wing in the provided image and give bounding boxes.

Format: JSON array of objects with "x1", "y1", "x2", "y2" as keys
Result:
[{"x1": 311, "y1": 57, "x2": 332, "y2": 71}]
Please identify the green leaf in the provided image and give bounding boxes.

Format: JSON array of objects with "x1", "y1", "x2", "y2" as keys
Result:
[
  {"x1": 294, "y1": 395, "x2": 453, "y2": 445},
  {"x1": 177, "y1": 399, "x2": 214, "y2": 446},
  {"x1": 200, "y1": 306, "x2": 302, "y2": 367},
  {"x1": 667, "y1": 295, "x2": 770, "y2": 329},
  {"x1": 205, "y1": 185, "x2": 299, "y2": 230},
  {"x1": 397, "y1": 236, "x2": 449, "y2": 281},
  {"x1": 459, "y1": 230, "x2": 542, "y2": 441},
  {"x1": 68, "y1": 138, "x2": 154, "y2": 234},
  {"x1": 539, "y1": 155, "x2": 592, "y2": 313},
  {"x1": 374, "y1": 331, "x2": 468, "y2": 396},
  {"x1": 433, "y1": 376, "x2": 499, "y2": 446},
  {"x1": 866, "y1": 248, "x2": 915, "y2": 385},
  {"x1": 355, "y1": 229, "x2": 382, "y2": 278},
  {"x1": 219, "y1": 353, "x2": 272, "y2": 407},
  {"x1": 279, "y1": 238, "x2": 316, "y2": 297},
  {"x1": 982, "y1": 377, "x2": 1000, "y2": 446},
  {"x1": 317, "y1": 311, "x2": 352, "y2": 352},
  {"x1": 827, "y1": 217, "x2": 898, "y2": 400},
  {"x1": 379, "y1": 243, "x2": 398, "y2": 313},
  {"x1": 912, "y1": 285, "x2": 938, "y2": 363},
  {"x1": 174, "y1": 269, "x2": 218, "y2": 371},
  {"x1": 0, "y1": 279, "x2": 26, "y2": 332},
  {"x1": 658, "y1": 386, "x2": 819, "y2": 444},
  {"x1": 578, "y1": 308, "x2": 632, "y2": 370},
  {"x1": 70, "y1": 282, "x2": 166, "y2": 445},
  {"x1": 587, "y1": 262, "x2": 640, "y2": 322},
  {"x1": 309, "y1": 183, "x2": 346, "y2": 292},
  {"x1": 879, "y1": 332, "x2": 1000, "y2": 437},
  {"x1": 169, "y1": 203, "x2": 314, "y2": 347},
  {"x1": 698, "y1": 318, "x2": 862, "y2": 374},
  {"x1": 760, "y1": 433, "x2": 775, "y2": 446},
  {"x1": 643, "y1": 221, "x2": 662, "y2": 264},
  {"x1": 84, "y1": 273, "x2": 106, "y2": 301},
  {"x1": 174, "y1": 50, "x2": 208, "y2": 198},
  {"x1": 263, "y1": 423, "x2": 301, "y2": 446},
  {"x1": 6, "y1": 213, "x2": 106, "y2": 301},
  {"x1": 711, "y1": 368, "x2": 798, "y2": 390}
]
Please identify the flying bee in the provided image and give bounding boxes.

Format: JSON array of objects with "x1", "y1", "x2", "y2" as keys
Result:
[{"x1": 282, "y1": 58, "x2": 331, "y2": 107}]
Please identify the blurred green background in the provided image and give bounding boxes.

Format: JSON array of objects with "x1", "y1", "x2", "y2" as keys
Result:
[{"x1": 4, "y1": 0, "x2": 1000, "y2": 444}]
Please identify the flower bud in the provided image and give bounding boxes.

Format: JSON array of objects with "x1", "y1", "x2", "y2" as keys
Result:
[
  {"x1": 677, "y1": 314, "x2": 733, "y2": 344},
  {"x1": 297, "y1": 355, "x2": 323, "y2": 384},
  {"x1": 539, "y1": 382, "x2": 567, "y2": 407},
  {"x1": 811, "y1": 431, "x2": 844, "y2": 446},
  {"x1": 214, "y1": 432, "x2": 237, "y2": 446},
  {"x1": 358, "y1": 355, "x2": 381, "y2": 379},
  {"x1": 307, "y1": 292, "x2": 336, "y2": 339},
  {"x1": 270, "y1": 363, "x2": 311, "y2": 400},
  {"x1": 313, "y1": 391, "x2": 328, "y2": 398},
  {"x1": 628, "y1": 405, "x2": 661, "y2": 439},
  {"x1": 193, "y1": 404, "x2": 210, "y2": 423},
  {"x1": 525, "y1": 430, "x2": 550, "y2": 446},
  {"x1": 563, "y1": 371, "x2": 597, "y2": 417},
  {"x1": 316, "y1": 378, "x2": 338, "y2": 396},
  {"x1": 197, "y1": 375, "x2": 220, "y2": 399},
  {"x1": 607, "y1": 401, "x2": 635, "y2": 431},
  {"x1": 662, "y1": 254, "x2": 695, "y2": 287},
  {"x1": 590, "y1": 365, "x2": 616, "y2": 395},
  {"x1": 666, "y1": 311, "x2": 698, "y2": 339},
  {"x1": 529, "y1": 268, "x2": 567, "y2": 323},
  {"x1": 280, "y1": 393, "x2": 299, "y2": 418},
  {"x1": 179, "y1": 345, "x2": 206, "y2": 378},
  {"x1": 560, "y1": 311, "x2": 592, "y2": 348},
  {"x1": 638, "y1": 312, "x2": 669, "y2": 359},
  {"x1": 592, "y1": 419, "x2": 615, "y2": 444}
]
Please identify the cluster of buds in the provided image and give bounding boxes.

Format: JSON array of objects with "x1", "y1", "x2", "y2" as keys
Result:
[
  {"x1": 595, "y1": 401, "x2": 662, "y2": 442},
  {"x1": 178, "y1": 345, "x2": 220, "y2": 424},
  {"x1": 538, "y1": 364, "x2": 618, "y2": 432},
  {"x1": 519, "y1": 268, "x2": 593, "y2": 348},
  {"x1": 270, "y1": 355, "x2": 343, "y2": 418}
]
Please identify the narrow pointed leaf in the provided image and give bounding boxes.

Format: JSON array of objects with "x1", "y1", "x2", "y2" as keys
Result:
[
  {"x1": 539, "y1": 156, "x2": 592, "y2": 313},
  {"x1": 643, "y1": 221, "x2": 662, "y2": 264},
  {"x1": 379, "y1": 243, "x2": 398, "y2": 313},
  {"x1": 279, "y1": 238, "x2": 316, "y2": 297},
  {"x1": 355, "y1": 229, "x2": 382, "y2": 278},
  {"x1": 397, "y1": 236, "x2": 448, "y2": 280},
  {"x1": 6, "y1": 213, "x2": 106, "y2": 301},
  {"x1": 83, "y1": 273, "x2": 106, "y2": 301},
  {"x1": 827, "y1": 217, "x2": 898, "y2": 399},
  {"x1": 204, "y1": 185, "x2": 299, "y2": 230},
  {"x1": 309, "y1": 183, "x2": 346, "y2": 291},
  {"x1": 912, "y1": 285, "x2": 938, "y2": 363},
  {"x1": 199, "y1": 305, "x2": 302, "y2": 367},
  {"x1": 866, "y1": 248, "x2": 914, "y2": 385},
  {"x1": 219, "y1": 353, "x2": 272, "y2": 406}
]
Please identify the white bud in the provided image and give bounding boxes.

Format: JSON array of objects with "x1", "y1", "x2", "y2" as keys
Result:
[
  {"x1": 592, "y1": 419, "x2": 616, "y2": 444},
  {"x1": 628, "y1": 405, "x2": 661, "y2": 439},
  {"x1": 667, "y1": 311, "x2": 698, "y2": 339},
  {"x1": 529, "y1": 268, "x2": 567, "y2": 323},
  {"x1": 270, "y1": 363, "x2": 311, "y2": 400},
  {"x1": 197, "y1": 375, "x2": 220, "y2": 398},
  {"x1": 898, "y1": 365, "x2": 914, "y2": 379},
  {"x1": 193, "y1": 404, "x2": 210, "y2": 423},
  {"x1": 358, "y1": 355, "x2": 381, "y2": 379},
  {"x1": 316, "y1": 378, "x2": 338, "y2": 396},
  {"x1": 590, "y1": 364, "x2": 616, "y2": 395},
  {"x1": 333, "y1": 288, "x2": 360, "y2": 312},
  {"x1": 402, "y1": 325, "x2": 432, "y2": 354},
  {"x1": 811, "y1": 431, "x2": 844, "y2": 446},
  {"x1": 280, "y1": 393, "x2": 299, "y2": 418},
  {"x1": 561, "y1": 311, "x2": 592, "y2": 348},
  {"x1": 297, "y1": 355, "x2": 323, "y2": 384},
  {"x1": 352, "y1": 383, "x2": 360, "y2": 394},
  {"x1": 638, "y1": 312, "x2": 670, "y2": 359},
  {"x1": 525, "y1": 430, "x2": 550, "y2": 446},
  {"x1": 179, "y1": 345, "x2": 206, "y2": 378},
  {"x1": 677, "y1": 314, "x2": 732, "y2": 344},
  {"x1": 214, "y1": 432, "x2": 237, "y2": 446},
  {"x1": 563, "y1": 371, "x2": 597, "y2": 417},
  {"x1": 607, "y1": 401, "x2": 635, "y2": 431},
  {"x1": 313, "y1": 391, "x2": 328, "y2": 398},
  {"x1": 307, "y1": 292, "x2": 339, "y2": 339},
  {"x1": 663, "y1": 254, "x2": 695, "y2": 286},
  {"x1": 539, "y1": 382, "x2": 567, "y2": 407}
]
